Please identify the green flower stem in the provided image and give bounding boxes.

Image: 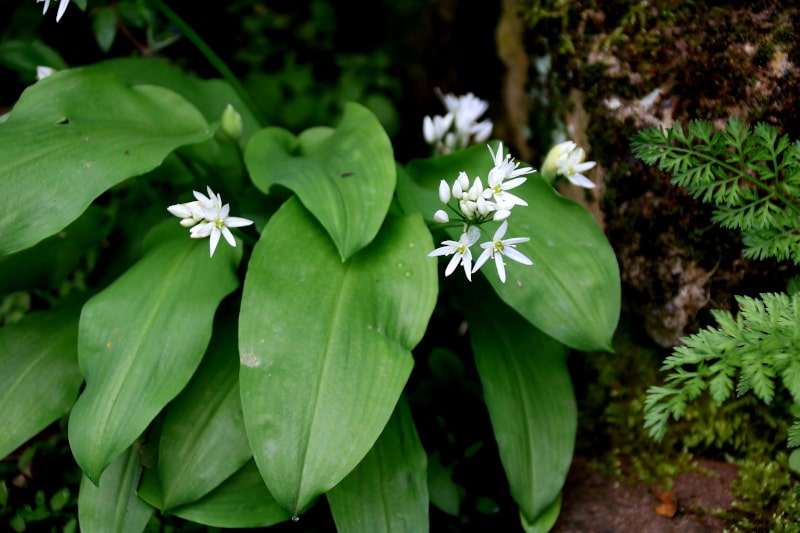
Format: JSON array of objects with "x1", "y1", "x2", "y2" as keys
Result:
[{"x1": 150, "y1": 0, "x2": 266, "y2": 126}]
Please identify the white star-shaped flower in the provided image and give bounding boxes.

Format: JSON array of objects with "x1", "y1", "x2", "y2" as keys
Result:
[
  {"x1": 557, "y1": 147, "x2": 596, "y2": 188},
  {"x1": 472, "y1": 221, "x2": 532, "y2": 283},
  {"x1": 482, "y1": 143, "x2": 534, "y2": 210},
  {"x1": 167, "y1": 186, "x2": 253, "y2": 257},
  {"x1": 428, "y1": 225, "x2": 481, "y2": 281},
  {"x1": 190, "y1": 203, "x2": 254, "y2": 257}
]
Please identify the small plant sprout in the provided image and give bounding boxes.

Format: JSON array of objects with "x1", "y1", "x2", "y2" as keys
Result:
[
  {"x1": 167, "y1": 186, "x2": 253, "y2": 257},
  {"x1": 423, "y1": 89, "x2": 493, "y2": 155},
  {"x1": 37, "y1": 0, "x2": 71, "y2": 22},
  {"x1": 429, "y1": 142, "x2": 535, "y2": 283},
  {"x1": 540, "y1": 140, "x2": 597, "y2": 188}
]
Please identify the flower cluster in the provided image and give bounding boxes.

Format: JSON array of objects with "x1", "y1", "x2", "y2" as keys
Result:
[
  {"x1": 423, "y1": 90, "x2": 493, "y2": 155},
  {"x1": 37, "y1": 0, "x2": 70, "y2": 22},
  {"x1": 540, "y1": 140, "x2": 597, "y2": 189},
  {"x1": 167, "y1": 186, "x2": 253, "y2": 257},
  {"x1": 428, "y1": 143, "x2": 533, "y2": 283}
]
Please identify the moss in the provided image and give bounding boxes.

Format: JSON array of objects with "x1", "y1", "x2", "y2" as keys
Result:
[
  {"x1": 753, "y1": 41, "x2": 777, "y2": 66},
  {"x1": 720, "y1": 455, "x2": 800, "y2": 532}
]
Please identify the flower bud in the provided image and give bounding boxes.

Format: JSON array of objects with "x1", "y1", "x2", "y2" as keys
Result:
[
  {"x1": 221, "y1": 104, "x2": 243, "y2": 140},
  {"x1": 433, "y1": 210, "x2": 450, "y2": 223},
  {"x1": 439, "y1": 180, "x2": 451, "y2": 204},
  {"x1": 540, "y1": 141, "x2": 576, "y2": 184}
]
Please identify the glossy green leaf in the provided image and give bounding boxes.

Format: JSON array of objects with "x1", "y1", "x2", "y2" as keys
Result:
[
  {"x1": 327, "y1": 397, "x2": 428, "y2": 533},
  {"x1": 239, "y1": 198, "x2": 436, "y2": 514},
  {"x1": 0, "y1": 66, "x2": 212, "y2": 255},
  {"x1": 92, "y1": 7, "x2": 118, "y2": 53},
  {"x1": 0, "y1": 207, "x2": 110, "y2": 296},
  {"x1": 69, "y1": 221, "x2": 242, "y2": 483},
  {"x1": 244, "y1": 102, "x2": 395, "y2": 260},
  {"x1": 464, "y1": 286, "x2": 575, "y2": 527},
  {"x1": 520, "y1": 494, "x2": 562, "y2": 533},
  {"x1": 398, "y1": 144, "x2": 620, "y2": 352},
  {"x1": 78, "y1": 444, "x2": 153, "y2": 533},
  {"x1": 158, "y1": 315, "x2": 251, "y2": 510},
  {"x1": 0, "y1": 39, "x2": 67, "y2": 75},
  {"x1": 0, "y1": 304, "x2": 82, "y2": 459},
  {"x1": 95, "y1": 57, "x2": 262, "y2": 141},
  {"x1": 139, "y1": 460, "x2": 292, "y2": 528}
]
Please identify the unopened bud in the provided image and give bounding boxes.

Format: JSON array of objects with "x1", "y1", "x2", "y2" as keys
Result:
[{"x1": 221, "y1": 104, "x2": 243, "y2": 140}]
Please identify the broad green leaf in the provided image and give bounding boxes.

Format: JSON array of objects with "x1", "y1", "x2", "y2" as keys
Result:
[
  {"x1": 0, "y1": 66, "x2": 212, "y2": 255},
  {"x1": 95, "y1": 57, "x2": 262, "y2": 141},
  {"x1": 520, "y1": 494, "x2": 562, "y2": 533},
  {"x1": 0, "y1": 39, "x2": 67, "y2": 76},
  {"x1": 69, "y1": 221, "x2": 242, "y2": 483},
  {"x1": 0, "y1": 304, "x2": 82, "y2": 459},
  {"x1": 239, "y1": 198, "x2": 436, "y2": 514},
  {"x1": 327, "y1": 397, "x2": 429, "y2": 533},
  {"x1": 0, "y1": 206, "x2": 110, "y2": 295},
  {"x1": 464, "y1": 286, "x2": 575, "y2": 527},
  {"x1": 398, "y1": 145, "x2": 620, "y2": 351},
  {"x1": 78, "y1": 444, "x2": 153, "y2": 533},
  {"x1": 244, "y1": 102, "x2": 395, "y2": 260},
  {"x1": 138, "y1": 460, "x2": 291, "y2": 528},
  {"x1": 158, "y1": 314, "x2": 251, "y2": 510}
]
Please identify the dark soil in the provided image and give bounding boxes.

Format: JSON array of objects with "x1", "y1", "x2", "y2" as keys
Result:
[{"x1": 553, "y1": 456, "x2": 739, "y2": 533}]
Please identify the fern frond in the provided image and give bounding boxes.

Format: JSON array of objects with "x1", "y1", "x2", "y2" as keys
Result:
[
  {"x1": 742, "y1": 227, "x2": 800, "y2": 263},
  {"x1": 788, "y1": 417, "x2": 800, "y2": 448},
  {"x1": 643, "y1": 292, "x2": 800, "y2": 444},
  {"x1": 631, "y1": 117, "x2": 800, "y2": 263}
]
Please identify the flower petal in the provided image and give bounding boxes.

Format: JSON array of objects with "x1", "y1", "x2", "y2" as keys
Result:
[
  {"x1": 444, "y1": 253, "x2": 461, "y2": 277},
  {"x1": 503, "y1": 246, "x2": 533, "y2": 266},
  {"x1": 221, "y1": 226, "x2": 237, "y2": 247},
  {"x1": 225, "y1": 216, "x2": 254, "y2": 228},
  {"x1": 493, "y1": 252, "x2": 506, "y2": 283},
  {"x1": 209, "y1": 228, "x2": 221, "y2": 257},
  {"x1": 472, "y1": 247, "x2": 492, "y2": 273},
  {"x1": 167, "y1": 203, "x2": 192, "y2": 218}
]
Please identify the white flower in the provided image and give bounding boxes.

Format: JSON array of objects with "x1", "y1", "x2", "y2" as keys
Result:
[
  {"x1": 428, "y1": 225, "x2": 481, "y2": 281},
  {"x1": 557, "y1": 146, "x2": 596, "y2": 188},
  {"x1": 433, "y1": 210, "x2": 450, "y2": 223},
  {"x1": 37, "y1": 0, "x2": 70, "y2": 22},
  {"x1": 472, "y1": 221, "x2": 532, "y2": 283},
  {"x1": 483, "y1": 143, "x2": 533, "y2": 209},
  {"x1": 442, "y1": 92, "x2": 489, "y2": 125},
  {"x1": 167, "y1": 186, "x2": 222, "y2": 228},
  {"x1": 167, "y1": 186, "x2": 253, "y2": 257},
  {"x1": 424, "y1": 89, "x2": 493, "y2": 155},
  {"x1": 190, "y1": 203, "x2": 254, "y2": 257},
  {"x1": 471, "y1": 120, "x2": 493, "y2": 144},
  {"x1": 540, "y1": 141, "x2": 576, "y2": 183},
  {"x1": 423, "y1": 114, "x2": 454, "y2": 145}
]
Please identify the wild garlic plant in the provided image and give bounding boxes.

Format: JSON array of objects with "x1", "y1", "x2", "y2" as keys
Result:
[
  {"x1": 422, "y1": 89, "x2": 493, "y2": 155},
  {"x1": 0, "y1": 2, "x2": 620, "y2": 532},
  {"x1": 632, "y1": 117, "x2": 800, "y2": 448}
]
